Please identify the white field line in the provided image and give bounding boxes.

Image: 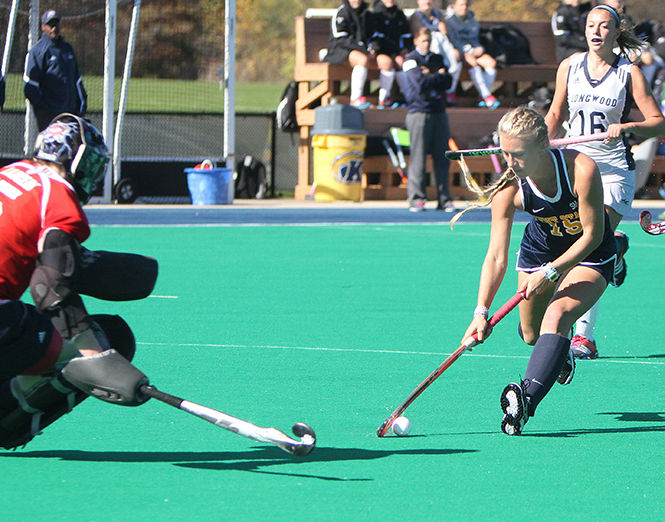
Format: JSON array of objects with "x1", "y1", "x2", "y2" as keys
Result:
[{"x1": 137, "y1": 341, "x2": 665, "y2": 366}]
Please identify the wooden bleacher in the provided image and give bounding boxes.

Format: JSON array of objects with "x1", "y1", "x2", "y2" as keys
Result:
[{"x1": 293, "y1": 14, "x2": 665, "y2": 201}]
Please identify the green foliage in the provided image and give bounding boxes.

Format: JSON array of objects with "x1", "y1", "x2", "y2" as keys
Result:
[{"x1": 134, "y1": 0, "x2": 211, "y2": 80}]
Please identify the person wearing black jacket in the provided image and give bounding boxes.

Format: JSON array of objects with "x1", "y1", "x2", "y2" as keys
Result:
[
  {"x1": 325, "y1": 0, "x2": 374, "y2": 109},
  {"x1": 402, "y1": 27, "x2": 454, "y2": 212},
  {"x1": 551, "y1": 0, "x2": 592, "y2": 62},
  {"x1": 370, "y1": 0, "x2": 412, "y2": 108},
  {"x1": 24, "y1": 10, "x2": 87, "y2": 131}
]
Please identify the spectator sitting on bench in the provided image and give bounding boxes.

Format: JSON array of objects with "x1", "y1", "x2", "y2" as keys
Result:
[
  {"x1": 325, "y1": 0, "x2": 374, "y2": 109},
  {"x1": 551, "y1": 0, "x2": 591, "y2": 62},
  {"x1": 369, "y1": 0, "x2": 412, "y2": 108},
  {"x1": 409, "y1": 0, "x2": 459, "y2": 106},
  {"x1": 445, "y1": 0, "x2": 500, "y2": 109}
]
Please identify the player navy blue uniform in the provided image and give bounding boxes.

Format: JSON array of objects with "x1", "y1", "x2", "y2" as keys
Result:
[
  {"x1": 517, "y1": 149, "x2": 616, "y2": 284},
  {"x1": 459, "y1": 107, "x2": 615, "y2": 436}
]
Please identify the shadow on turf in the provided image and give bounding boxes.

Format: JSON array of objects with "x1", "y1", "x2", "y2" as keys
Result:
[
  {"x1": 598, "y1": 411, "x2": 665, "y2": 422},
  {"x1": 0, "y1": 447, "x2": 477, "y2": 481},
  {"x1": 597, "y1": 354, "x2": 665, "y2": 359},
  {"x1": 525, "y1": 412, "x2": 665, "y2": 438}
]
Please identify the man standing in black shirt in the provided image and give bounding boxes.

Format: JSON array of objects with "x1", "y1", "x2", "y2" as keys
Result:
[
  {"x1": 24, "y1": 10, "x2": 87, "y2": 130},
  {"x1": 402, "y1": 27, "x2": 454, "y2": 212}
]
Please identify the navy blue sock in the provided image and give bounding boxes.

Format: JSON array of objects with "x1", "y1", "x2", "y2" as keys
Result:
[
  {"x1": 523, "y1": 333, "x2": 571, "y2": 416},
  {"x1": 0, "y1": 380, "x2": 18, "y2": 416}
]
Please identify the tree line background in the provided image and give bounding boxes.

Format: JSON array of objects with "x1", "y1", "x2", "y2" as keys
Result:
[{"x1": 1, "y1": 0, "x2": 663, "y2": 84}]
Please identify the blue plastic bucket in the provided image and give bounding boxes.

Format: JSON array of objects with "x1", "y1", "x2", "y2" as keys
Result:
[{"x1": 184, "y1": 167, "x2": 232, "y2": 205}]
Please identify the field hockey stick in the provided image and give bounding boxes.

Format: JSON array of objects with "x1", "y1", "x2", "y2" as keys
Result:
[
  {"x1": 491, "y1": 154, "x2": 502, "y2": 174},
  {"x1": 444, "y1": 132, "x2": 611, "y2": 160},
  {"x1": 390, "y1": 128, "x2": 408, "y2": 172},
  {"x1": 383, "y1": 138, "x2": 407, "y2": 183},
  {"x1": 449, "y1": 136, "x2": 485, "y2": 195},
  {"x1": 376, "y1": 291, "x2": 525, "y2": 437},
  {"x1": 639, "y1": 210, "x2": 665, "y2": 236},
  {"x1": 140, "y1": 384, "x2": 316, "y2": 456}
]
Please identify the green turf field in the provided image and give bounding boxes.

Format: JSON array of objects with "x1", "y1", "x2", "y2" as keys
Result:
[{"x1": 2, "y1": 223, "x2": 664, "y2": 520}]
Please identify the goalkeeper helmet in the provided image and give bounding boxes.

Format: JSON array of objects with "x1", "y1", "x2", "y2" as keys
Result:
[{"x1": 34, "y1": 113, "x2": 110, "y2": 204}]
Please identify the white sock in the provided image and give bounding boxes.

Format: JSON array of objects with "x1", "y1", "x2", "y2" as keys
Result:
[
  {"x1": 378, "y1": 70, "x2": 395, "y2": 103},
  {"x1": 395, "y1": 70, "x2": 408, "y2": 97},
  {"x1": 469, "y1": 66, "x2": 491, "y2": 99},
  {"x1": 575, "y1": 301, "x2": 599, "y2": 341},
  {"x1": 447, "y1": 67, "x2": 462, "y2": 94},
  {"x1": 482, "y1": 67, "x2": 497, "y2": 94},
  {"x1": 351, "y1": 65, "x2": 368, "y2": 101}
]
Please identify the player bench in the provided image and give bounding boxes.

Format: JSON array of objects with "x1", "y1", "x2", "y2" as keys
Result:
[
  {"x1": 293, "y1": 15, "x2": 558, "y2": 200},
  {"x1": 295, "y1": 16, "x2": 557, "y2": 114}
]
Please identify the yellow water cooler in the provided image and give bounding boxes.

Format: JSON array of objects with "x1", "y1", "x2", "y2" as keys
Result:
[{"x1": 311, "y1": 103, "x2": 367, "y2": 201}]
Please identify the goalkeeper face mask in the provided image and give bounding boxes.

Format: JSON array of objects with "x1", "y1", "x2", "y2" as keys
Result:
[{"x1": 34, "y1": 113, "x2": 110, "y2": 204}]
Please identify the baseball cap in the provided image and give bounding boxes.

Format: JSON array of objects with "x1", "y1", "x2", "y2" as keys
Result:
[{"x1": 41, "y1": 10, "x2": 60, "y2": 25}]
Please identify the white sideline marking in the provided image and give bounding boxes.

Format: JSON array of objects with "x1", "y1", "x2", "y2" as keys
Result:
[
  {"x1": 148, "y1": 295, "x2": 179, "y2": 299},
  {"x1": 137, "y1": 341, "x2": 665, "y2": 365}
]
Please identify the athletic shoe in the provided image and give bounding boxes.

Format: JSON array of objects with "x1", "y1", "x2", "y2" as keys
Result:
[
  {"x1": 500, "y1": 381, "x2": 530, "y2": 436},
  {"x1": 484, "y1": 95, "x2": 500, "y2": 110},
  {"x1": 436, "y1": 199, "x2": 456, "y2": 212},
  {"x1": 556, "y1": 349, "x2": 576, "y2": 385},
  {"x1": 351, "y1": 96, "x2": 371, "y2": 110},
  {"x1": 570, "y1": 334, "x2": 598, "y2": 360},
  {"x1": 377, "y1": 98, "x2": 394, "y2": 110},
  {"x1": 409, "y1": 201, "x2": 426, "y2": 213},
  {"x1": 611, "y1": 231, "x2": 629, "y2": 287}
]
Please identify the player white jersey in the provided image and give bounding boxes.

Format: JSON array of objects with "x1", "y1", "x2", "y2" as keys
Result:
[{"x1": 566, "y1": 52, "x2": 634, "y2": 173}]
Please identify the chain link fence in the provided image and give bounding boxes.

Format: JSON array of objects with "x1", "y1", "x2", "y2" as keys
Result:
[{"x1": 0, "y1": 1, "x2": 298, "y2": 199}]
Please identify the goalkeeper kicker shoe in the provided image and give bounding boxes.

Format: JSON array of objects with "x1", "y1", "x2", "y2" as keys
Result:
[
  {"x1": 570, "y1": 334, "x2": 598, "y2": 360},
  {"x1": 501, "y1": 381, "x2": 530, "y2": 436},
  {"x1": 556, "y1": 349, "x2": 576, "y2": 385}
]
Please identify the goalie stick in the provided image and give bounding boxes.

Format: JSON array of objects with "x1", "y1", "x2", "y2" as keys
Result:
[
  {"x1": 140, "y1": 385, "x2": 316, "y2": 456},
  {"x1": 639, "y1": 210, "x2": 665, "y2": 236},
  {"x1": 376, "y1": 291, "x2": 524, "y2": 437},
  {"x1": 444, "y1": 132, "x2": 611, "y2": 160}
]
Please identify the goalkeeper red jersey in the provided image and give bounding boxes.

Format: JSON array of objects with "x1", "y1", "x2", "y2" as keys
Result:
[{"x1": 0, "y1": 159, "x2": 89, "y2": 299}]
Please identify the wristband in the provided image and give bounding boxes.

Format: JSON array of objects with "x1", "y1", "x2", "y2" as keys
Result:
[
  {"x1": 540, "y1": 262, "x2": 560, "y2": 282},
  {"x1": 463, "y1": 44, "x2": 473, "y2": 54},
  {"x1": 473, "y1": 305, "x2": 489, "y2": 318}
]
